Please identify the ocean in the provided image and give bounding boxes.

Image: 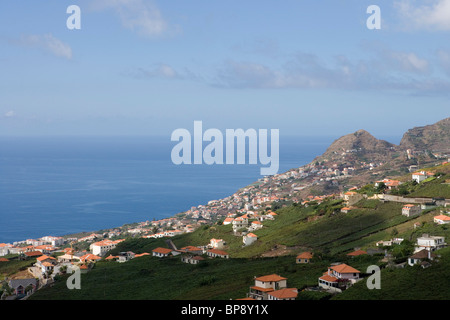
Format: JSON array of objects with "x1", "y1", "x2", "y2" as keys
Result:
[{"x1": 0, "y1": 135, "x2": 333, "y2": 244}]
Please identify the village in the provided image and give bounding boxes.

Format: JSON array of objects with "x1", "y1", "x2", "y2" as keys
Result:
[{"x1": 1, "y1": 158, "x2": 449, "y2": 300}]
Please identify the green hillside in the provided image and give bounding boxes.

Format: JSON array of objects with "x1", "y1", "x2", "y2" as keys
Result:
[
  {"x1": 334, "y1": 246, "x2": 450, "y2": 300},
  {"x1": 29, "y1": 191, "x2": 450, "y2": 300}
]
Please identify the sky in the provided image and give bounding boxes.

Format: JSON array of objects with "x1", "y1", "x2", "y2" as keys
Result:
[{"x1": 0, "y1": 0, "x2": 449, "y2": 142}]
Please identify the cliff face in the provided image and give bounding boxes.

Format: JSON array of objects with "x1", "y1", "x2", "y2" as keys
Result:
[{"x1": 399, "y1": 117, "x2": 450, "y2": 152}]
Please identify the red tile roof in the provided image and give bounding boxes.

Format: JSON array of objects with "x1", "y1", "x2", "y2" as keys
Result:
[
  {"x1": 255, "y1": 274, "x2": 287, "y2": 282},
  {"x1": 268, "y1": 288, "x2": 298, "y2": 299},
  {"x1": 330, "y1": 263, "x2": 360, "y2": 274}
]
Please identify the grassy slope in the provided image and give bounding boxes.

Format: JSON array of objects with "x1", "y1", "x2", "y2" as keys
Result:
[
  {"x1": 30, "y1": 252, "x2": 383, "y2": 300},
  {"x1": 27, "y1": 164, "x2": 450, "y2": 300},
  {"x1": 30, "y1": 198, "x2": 445, "y2": 300},
  {"x1": 334, "y1": 247, "x2": 450, "y2": 300}
]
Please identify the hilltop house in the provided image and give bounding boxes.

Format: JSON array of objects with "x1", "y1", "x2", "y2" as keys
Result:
[{"x1": 318, "y1": 263, "x2": 361, "y2": 293}]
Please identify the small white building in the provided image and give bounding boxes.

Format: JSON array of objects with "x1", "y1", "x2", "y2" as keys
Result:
[
  {"x1": 412, "y1": 171, "x2": 433, "y2": 183},
  {"x1": 243, "y1": 233, "x2": 258, "y2": 246}
]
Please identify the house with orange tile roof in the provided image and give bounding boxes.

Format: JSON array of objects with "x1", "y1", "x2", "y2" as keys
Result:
[
  {"x1": 34, "y1": 245, "x2": 58, "y2": 254},
  {"x1": 267, "y1": 288, "x2": 298, "y2": 300},
  {"x1": 412, "y1": 171, "x2": 434, "y2": 183},
  {"x1": 35, "y1": 255, "x2": 57, "y2": 274},
  {"x1": 152, "y1": 247, "x2": 173, "y2": 258},
  {"x1": 434, "y1": 214, "x2": 450, "y2": 225},
  {"x1": 243, "y1": 233, "x2": 258, "y2": 246},
  {"x1": 79, "y1": 253, "x2": 102, "y2": 263},
  {"x1": 90, "y1": 239, "x2": 125, "y2": 256},
  {"x1": 249, "y1": 220, "x2": 263, "y2": 231},
  {"x1": 248, "y1": 274, "x2": 288, "y2": 300},
  {"x1": 296, "y1": 252, "x2": 313, "y2": 264},
  {"x1": 22, "y1": 251, "x2": 43, "y2": 259},
  {"x1": 341, "y1": 207, "x2": 352, "y2": 213},
  {"x1": 223, "y1": 217, "x2": 234, "y2": 225},
  {"x1": 206, "y1": 249, "x2": 229, "y2": 259},
  {"x1": 318, "y1": 263, "x2": 361, "y2": 292}
]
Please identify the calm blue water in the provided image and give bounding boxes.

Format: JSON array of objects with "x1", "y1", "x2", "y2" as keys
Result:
[{"x1": 0, "y1": 135, "x2": 333, "y2": 243}]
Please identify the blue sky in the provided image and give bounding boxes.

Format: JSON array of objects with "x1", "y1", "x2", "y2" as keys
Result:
[{"x1": 0, "y1": 0, "x2": 449, "y2": 142}]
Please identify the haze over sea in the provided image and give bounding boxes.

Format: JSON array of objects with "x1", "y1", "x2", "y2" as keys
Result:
[{"x1": 0, "y1": 135, "x2": 398, "y2": 244}]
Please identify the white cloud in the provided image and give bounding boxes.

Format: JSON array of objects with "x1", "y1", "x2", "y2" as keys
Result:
[
  {"x1": 13, "y1": 34, "x2": 72, "y2": 60},
  {"x1": 388, "y1": 51, "x2": 430, "y2": 73},
  {"x1": 395, "y1": 0, "x2": 450, "y2": 30},
  {"x1": 4, "y1": 110, "x2": 15, "y2": 118},
  {"x1": 212, "y1": 48, "x2": 449, "y2": 95},
  {"x1": 91, "y1": 0, "x2": 168, "y2": 37}
]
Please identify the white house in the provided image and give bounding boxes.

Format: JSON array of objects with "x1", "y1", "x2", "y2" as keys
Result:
[
  {"x1": 415, "y1": 234, "x2": 446, "y2": 252},
  {"x1": 40, "y1": 236, "x2": 64, "y2": 247},
  {"x1": 152, "y1": 247, "x2": 172, "y2": 258},
  {"x1": 318, "y1": 263, "x2": 361, "y2": 292},
  {"x1": 90, "y1": 239, "x2": 124, "y2": 257},
  {"x1": 206, "y1": 249, "x2": 229, "y2": 259},
  {"x1": 412, "y1": 171, "x2": 434, "y2": 183},
  {"x1": 243, "y1": 233, "x2": 258, "y2": 246},
  {"x1": 434, "y1": 214, "x2": 450, "y2": 225}
]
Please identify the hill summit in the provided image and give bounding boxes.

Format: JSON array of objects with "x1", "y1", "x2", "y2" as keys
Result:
[{"x1": 400, "y1": 117, "x2": 450, "y2": 152}]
